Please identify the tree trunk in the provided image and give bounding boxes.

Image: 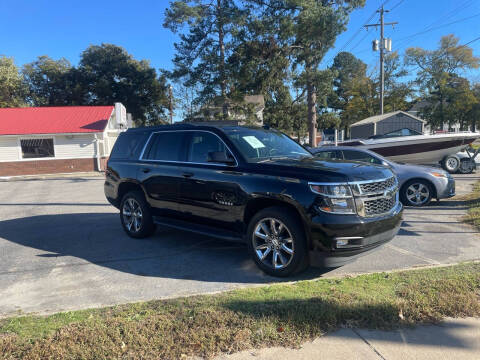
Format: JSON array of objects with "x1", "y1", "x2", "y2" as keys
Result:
[
  {"x1": 307, "y1": 80, "x2": 317, "y2": 147},
  {"x1": 217, "y1": 0, "x2": 228, "y2": 120}
]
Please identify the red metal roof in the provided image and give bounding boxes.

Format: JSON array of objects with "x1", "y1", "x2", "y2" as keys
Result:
[{"x1": 0, "y1": 106, "x2": 114, "y2": 135}]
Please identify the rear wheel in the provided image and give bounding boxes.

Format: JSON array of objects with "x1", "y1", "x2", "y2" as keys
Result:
[
  {"x1": 401, "y1": 180, "x2": 433, "y2": 207},
  {"x1": 120, "y1": 190, "x2": 155, "y2": 238},
  {"x1": 247, "y1": 207, "x2": 308, "y2": 277}
]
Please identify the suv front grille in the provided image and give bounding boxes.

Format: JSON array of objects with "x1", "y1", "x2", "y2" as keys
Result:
[
  {"x1": 359, "y1": 176, "x2": 396, "y2": 194},
  {"x1": 364, "y1": 196, "x2": 396, "y2": 216},
  {"x1": 352, "y1": 176, "x2": 399, "y2": 217}
]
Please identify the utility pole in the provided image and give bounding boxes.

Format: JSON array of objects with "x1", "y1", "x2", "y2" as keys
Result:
[
  {"x1": 365, "y1": 5, "x2": 397, "y2": 114},
  {"x1": 168, "y1": 85, "x2": 173, "y2": 124}
]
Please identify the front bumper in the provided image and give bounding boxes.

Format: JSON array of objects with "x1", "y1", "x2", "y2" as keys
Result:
[
  {"x1": 436, "y1": 176, "x2": 455, "y2": 199},
  {"x1": 308, "y1": 202, "x2": 403, "y2": 267}
]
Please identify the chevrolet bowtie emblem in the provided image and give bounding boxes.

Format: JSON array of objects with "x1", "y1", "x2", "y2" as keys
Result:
[{"x1": 384, "y1": 188, "x2": 395, "y2": 198}]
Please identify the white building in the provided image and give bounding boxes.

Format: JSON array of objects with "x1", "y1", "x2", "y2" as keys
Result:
[{"x1": 0, "y1": 103, "x2": 128, "y2": 176}]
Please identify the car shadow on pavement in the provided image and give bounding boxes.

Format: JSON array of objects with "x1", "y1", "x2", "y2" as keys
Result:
[{"x1": 0, "y1": 212, "x2": 333, "y2": 284}]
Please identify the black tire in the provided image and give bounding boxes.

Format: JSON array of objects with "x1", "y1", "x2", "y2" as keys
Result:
[
  {"x1": 247, "y1": 206, "x2": 308, "y2": 277},
  {"x1": 442, "y1": 155, "x2": 460, "y2": 173},
  {"x1": 400, "y1": 179, "x2": 433, "y2": 207},
  {"x1": 120, "y1": 190, "x2": 156, "y2": 238},
  {"x1": 458, "y1": 158, "x2": 476, "y2": 174}
]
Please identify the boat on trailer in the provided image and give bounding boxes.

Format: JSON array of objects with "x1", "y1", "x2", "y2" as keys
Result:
[{"x1": 334, "y1": 131, "x2": 480, "y2": 173}]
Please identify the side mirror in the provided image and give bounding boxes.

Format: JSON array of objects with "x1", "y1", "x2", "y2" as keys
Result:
[{"x1": 207, "y1": 151, "x2": 235, "y2": 165}]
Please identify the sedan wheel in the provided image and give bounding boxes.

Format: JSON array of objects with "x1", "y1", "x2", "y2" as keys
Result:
[
  {"x1": 253, "y1": 218, "x2": 295, "y2": 270},
  {"x1": 403, "y1": 181, "x2": 432, "y2": 206}
]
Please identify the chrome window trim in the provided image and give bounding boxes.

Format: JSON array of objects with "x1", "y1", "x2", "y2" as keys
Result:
[{"x1": 138, "y1": 129, "x2": 239, "y2": 167}]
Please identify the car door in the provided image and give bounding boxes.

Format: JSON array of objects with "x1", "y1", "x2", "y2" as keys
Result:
[
  {"x1": 137, "y1": 131, "x2": 187, "y2": 217},
  {"x1": 177, "y1": 130, "x2": 245, "y2": 232}
]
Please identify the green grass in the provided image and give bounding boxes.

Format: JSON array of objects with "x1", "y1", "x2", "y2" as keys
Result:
[
  {"x1": 1, "y1": 262, "x2": 480, "y2": 359},
  {"x1": 463, "y1": 181, "x2": 480, "y2": 227}
]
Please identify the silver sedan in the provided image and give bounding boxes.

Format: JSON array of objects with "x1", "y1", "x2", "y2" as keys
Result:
[{"x1": 311, "y1": 146, "x2": 455, "y2": 207}]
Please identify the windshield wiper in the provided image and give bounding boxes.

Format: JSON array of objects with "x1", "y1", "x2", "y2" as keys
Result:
[{"x1": 257, "y1": 156, "x2": 291, "y2": 163}]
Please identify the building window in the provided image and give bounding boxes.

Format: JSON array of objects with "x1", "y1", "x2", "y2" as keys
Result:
[{"x1": 20, "y1": 139, "x2": 55, "y2": 159}]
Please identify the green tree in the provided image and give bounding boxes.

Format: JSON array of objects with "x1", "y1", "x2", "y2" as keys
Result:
[
  {"x1": 0, "y1": 56, "x2": 25, "y2": 107},
  {"x1": 78, "y1": 44, "x2": 169, "y2": 125},
  {"x1": 343, "y1": 74, "x2": 377, "y2": 125},
  {"x1": 328, "y1": 52, "x2": 367, "y2": 112},
  {"x1": 164, "y1": 0, "x2": 245, "y2": 118},
  {"x1": 383, "y1": 51, "x2": 412, "y2": 113},
  {"x1": 227, "y1": 17, "x2": 296, "y2": 131},
  {"x1": 405, "y1": 34, "x2": 480, "y2": 127},
  {"x1": 22, "y1": 56, "x2": 82, "y2": 106},
  {"x1": 249, "y1": 0, "x2": 364, "y2": 146}
]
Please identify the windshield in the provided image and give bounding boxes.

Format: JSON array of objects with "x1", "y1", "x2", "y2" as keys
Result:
[{"x1": 224, "y1": 128, "x2": 312, "y2": 163}]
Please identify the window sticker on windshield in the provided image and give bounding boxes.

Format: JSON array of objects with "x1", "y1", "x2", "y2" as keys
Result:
[{"x1": 242, "y1": 136, "x2": 265, "y2": 149}]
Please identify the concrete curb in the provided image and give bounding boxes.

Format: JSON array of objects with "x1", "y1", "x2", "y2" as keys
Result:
[{"x1": 0, "y1": 172, "x2": 104, "y2": 182}]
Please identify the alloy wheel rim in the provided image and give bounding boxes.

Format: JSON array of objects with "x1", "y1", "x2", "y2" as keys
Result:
[
  {"x1": 252, "y1": 218, "x2": 294, "y2": 270},
  {"x1": 123, "y1": 198, "x2": 143, "y2": 233},
  {"x1": 406, "y1": 183, "x2": 429, "y2": 205}
]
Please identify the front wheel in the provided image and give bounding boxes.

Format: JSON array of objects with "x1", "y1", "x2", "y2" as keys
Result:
[
  {"x1": 401, "y1": 180, "x2": 433, "y2": 207},
  {"x1": 247, "y1": 207, "x2": 308, "y2": 277}
]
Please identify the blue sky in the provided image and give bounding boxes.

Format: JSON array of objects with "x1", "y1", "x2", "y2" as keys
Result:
[{"x1": 1, "y1": 0, "x2": 479, "y2": 81}]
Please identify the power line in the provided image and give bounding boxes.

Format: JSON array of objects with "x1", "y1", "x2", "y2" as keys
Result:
[
  {"x1": 389, "y1": 0, "x2": 405, "y2": 12},
  {"x1": 394, "y1": 0, "x2": 476, "y2": 51},
  {"x1": 322, "y1": 0, "x2": 391, "y2": 66},
  {"x1": 395, "y1": 13, "x2": 480, "y2": 43}
]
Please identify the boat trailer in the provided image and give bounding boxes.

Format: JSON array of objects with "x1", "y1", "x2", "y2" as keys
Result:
[{"x1": 442, "y1": 145, "x2": 480, "y2": 174}]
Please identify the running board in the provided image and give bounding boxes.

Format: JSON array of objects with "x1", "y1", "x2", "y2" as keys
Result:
[{"x1": 153, "y1": 216, "x2": 244, "y2": 243}]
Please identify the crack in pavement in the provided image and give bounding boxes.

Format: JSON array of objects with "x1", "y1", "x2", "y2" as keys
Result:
[
  {"x1": 351, "y1": 328, "x2": 387, "y2": 360},
  {"x1": 385, "y1": 244, "x2": 442, "y2": 265}
]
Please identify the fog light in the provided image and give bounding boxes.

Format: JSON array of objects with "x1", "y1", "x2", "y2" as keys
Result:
[{"x1": 336, "y1": 239, "x2": 349, "y2": 247}]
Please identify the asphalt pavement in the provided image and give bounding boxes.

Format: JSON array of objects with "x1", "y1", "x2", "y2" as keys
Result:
[{"x1": 0, "y1": 173, "x2": 479, "y2": 316}]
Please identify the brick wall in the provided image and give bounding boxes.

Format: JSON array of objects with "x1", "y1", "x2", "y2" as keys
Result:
[{"x1": 0, "y1": 157, "x2": 108, "y2": 177}]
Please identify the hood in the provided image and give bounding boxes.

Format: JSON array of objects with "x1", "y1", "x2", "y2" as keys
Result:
[
  {"x1": 392, "y1": 162, "x2": 446, "y2": 175},
  {"x1": 257, "y1": 157, "x2": 394, "y2": 183}
]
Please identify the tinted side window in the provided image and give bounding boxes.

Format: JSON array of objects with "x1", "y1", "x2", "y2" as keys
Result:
[
  {"x1": 315, "y1": 150, "x2": 342, "y2": 160},
  {"x1": 144, "y1": 132, "x2": 185, "y2": 161},
  {"x1": 110, "y1": 132, "x2": 148, "y2": 160},
  {"x1": 342, "y1": 150, "x2": 381, "y2": 164},
  {"x1": 186, "y1": 131, "x2": 231, "y2": 163}
]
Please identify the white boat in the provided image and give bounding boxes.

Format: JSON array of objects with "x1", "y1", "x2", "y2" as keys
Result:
[{"x1": 339, "y1": 132, "x2": 480, "y2": 165}]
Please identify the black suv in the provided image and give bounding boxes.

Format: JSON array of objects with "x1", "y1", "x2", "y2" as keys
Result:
[{"x1": 105, "y1": 124, "x2": 402, "y2": 277}]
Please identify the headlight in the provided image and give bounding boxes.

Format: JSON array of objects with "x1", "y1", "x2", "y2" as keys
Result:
[
  {"x1": 310, "y1": 183, "x2": 356, "y2": 214},
  {"x1": 430, "y1": 171, "x2": 448, "y2": 178}
]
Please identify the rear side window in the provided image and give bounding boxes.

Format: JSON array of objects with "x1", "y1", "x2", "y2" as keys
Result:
[
  {"x1": 342, "y1": 150, "x2": 382, "y2": 164},
  {"x1": 110, "y1": 132, "x2": 148, "y2": 160},
  {"x1": 315, "y1": 150, "x2": 342, "y2": 160},
  {"x1": 143, "y1": 132, "x2": 185, "y2": 161}
]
